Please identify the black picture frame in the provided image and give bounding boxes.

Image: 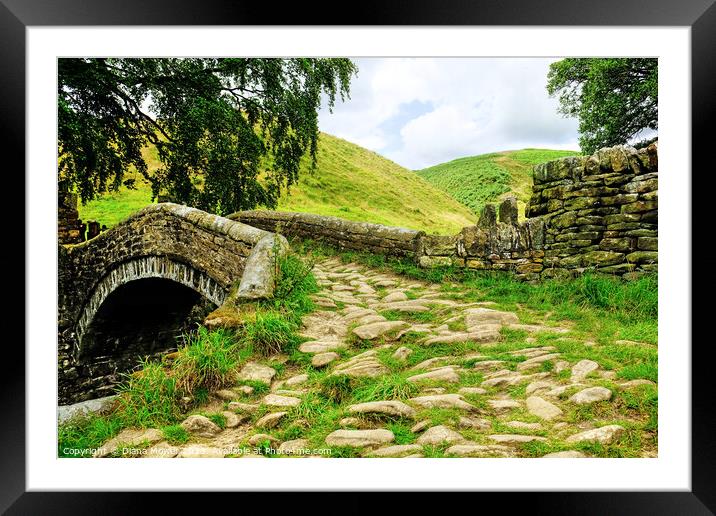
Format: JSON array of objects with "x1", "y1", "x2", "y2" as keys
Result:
[{"x1": 6, "y1": 0, "x2": 714, "y2": 513}]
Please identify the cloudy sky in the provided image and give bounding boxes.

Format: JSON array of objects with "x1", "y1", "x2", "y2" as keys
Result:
[{"x1": 317, "y1": 58, "x2": 580, "y2": 170}]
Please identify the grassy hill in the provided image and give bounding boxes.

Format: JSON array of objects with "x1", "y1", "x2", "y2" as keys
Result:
[
  {"x1": 416, "y1": 149, "x2": 579, "y2": 219},
  {"x1": 78, "y1": 133, "x2": 476, "y2": 235}
]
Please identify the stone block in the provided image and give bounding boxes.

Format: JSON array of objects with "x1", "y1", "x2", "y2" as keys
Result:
[
  {"x1": 599, "y1": 238, "x2": 635, "y2": 253},
  {"x1": 478, "y1": 204, "x2": 497, "y2": 227},
  {"x1": 582, "y1": 251, "x2": 625, "y2": 266},
  {"x1": 637, "y1": 237, "x2": 658, "y2": 251},
  {"x1": 621, "y1": 200, "x2": 658, "y2": 214},
  {"x1": 499, "y1": 197, "x2": 519, "y2": 225},
  {"x1": 626, "y1": 251, "x2": 658, "y2": 264}
]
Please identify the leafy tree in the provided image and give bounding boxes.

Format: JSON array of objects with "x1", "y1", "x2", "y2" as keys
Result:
[
  {"x1": 58, "y1": 58, "x2": 357, "y2": 215},
  {"x1": 546, "y1": 58, "x2": 657, "y2": 154}
]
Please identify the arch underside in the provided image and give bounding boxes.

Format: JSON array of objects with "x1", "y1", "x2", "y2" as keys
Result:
[{"x1": 74, "y1": 255, "x2": 228, "y2": 357}]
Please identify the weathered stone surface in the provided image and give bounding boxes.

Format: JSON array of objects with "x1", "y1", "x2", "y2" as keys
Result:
[
  {"x1": 58, "y1": 395, "x2": 117, "y2": 424},
  {"x1": 392, "y1": 346, "x2": 413, "y2": 362},
  {"x1": 488, "y1": 399, "x2": 521, "y2": 412},
  {"x1": 407, "y1": 367, "x2": 460, "y2": 384},
  {"x1": 565, "y1": 425, "x2": 625, "y2": 444},
  {"x1": 353, "y1": 321, "x2": 408, "y2": 340},
  {"x1": 526, "y1": 396, "x2": 563, "y2": 420},
  {"x1": 619, "y1": 379, "x2": 656, "y2": 389},
  {"x1": 383, "y1": 291, "x2": 408, "y2": 303},
  {"x1": 543, "y1": 450, "x2": 587, "y2": 458},
  {"x1": 464, "y1": 308, "x2": 519, "y2": 328},
  {"x1": 325, "y1": 429, "x2": 395, "y2": 448},
  {"x1": 222, "y1": 411, "x2": 245, "y2": 428},
  {"x1": 626, "y1": 251, "x2": 658, "y2": 264},
  {"x1": 472, "y1": 360, "x2": 506, "y2": 372},
  {"x1": 569, "y1": 387, "x2": 612, "y2": 405},
  {"x1": 285, "y1": 374, "x2": 309, "y2": 387},
  {"x1": 181, "y1": 415, "x2": 222, "y2": 438},
  {"x1": 445, "y1": 443, "x2": 513, "y2": 457},
  {"x1": 237, "y1": 362, "x2": 276, "y2": 385},
  {"x1": 571, "y1": 359, "x2": 599, "y2": 381},
  {"x1": 409, "y1": 394, "x2": 478, "y2": 411},
  {"x1": 236, "y1": 232, "x2": 289, "y2": 300},
  {"x1": 499, "y1": 196, "x2": 519, "y2": 225},
  {"x1": 215, "y1": 389, "x2": 241, "y2": 401},
  {"x1": 94, "y1": 428, "x2": 164, "y2": 458},
  {"x1": 526, "y1": 380, "x2": 557, "y2": 395},
  {"x1": 409, "y1": 357, "x2": 453, "y2": 371},
  {"x1": 478, "y1": 204, "x2": 497, "y2": 227},
  {"x1": 410, "y1": 420, "x2": 431, "y2": 433},
  {"x1": 256, "y1": 411, "x2": 288, "y2": 429},
  {"x1": 332, "y1": 350, "x2": 388, "y2": 378},
  {"x1": 299, "y1": 340, "x2": 347, "y2": 353},
  {"x1": 263, "y1": 394, "x2": 301, "y2": 407},
  {"x1": 422, "y1": 327, "x2": 501, "y2": 345},
  {"x1": 227, "y1": 401, "x2": 259, "y2": 413},
  {"x1": 482, "y1": 373, "x2": 525, "y2": 388},
  {"x1": 506, "y1": 421, "x2": 543, "y2": 431},
  {"x1": 347, "y1": 400, "x2": 416, "y2": 419},
  {"x1": 416, "y1": 425, "x2": 465, "y2": 445},
  {"x1": 489, "y1": 434, "x2": 547, "y2": 444},
  {"x1": 516, "y1": 353, "x2": 561, "y2": 371},
  {"x1": 365, "y1": 444, "x2": 423, "y2": 458},
  {"x1": 248, "y1": 433, "x2": 280, "y2": 446},
  {"x1": 312, "y1": 352, "x2": 339, "y2": 368},
  {"x1": 458, "y1": 416, "x2": 492, "y2": 430},
  {"x1": 458, "y1": 387, "x2": 487, "y2": 396}
]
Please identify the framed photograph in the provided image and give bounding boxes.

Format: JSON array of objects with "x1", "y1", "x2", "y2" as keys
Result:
[{"x1": 8, "y1": 0, "x2": 714, "y2": 512}]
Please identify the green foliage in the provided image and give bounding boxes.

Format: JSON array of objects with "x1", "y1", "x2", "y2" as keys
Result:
[
  {"x1": 58, "y1": 58, "x2": 357, "y2": 215},
  {"x1": 386, "y1": 422, "x2": 417, "y2": 445},
  {"x1": 417, "y1": 149, "x2": 577, "y2": 217},
  {"x1": 270, "y1": 252, "x2": 318, "y2": 319},
  {"x1": 351, "y1": 374, "x2": 418, "y2": 402},
  {"x1": 172, "y1": 327, "x2": 240, "y2": 395},
  {"x1": 58, "y1": 414, "x2": 123, "y2": 458},
  {"x1": 114, "y1": 360, "x2": 182, "y2": 428},
  {"x1": 239, "y1": 310, "x2": 300, "y2": 357},
  {"x1": 546, "y1": 58, "x2": 658, "y2": 153},
  {"x1": 319, "y1": 375, "x2": 354, "y2": 404},
  {"x1": 206, "y1": 413, "x2": 227, "y2": 429},
  {"x1": 239, "y1": 380, "x2": 270, "y2": 395},
  {"x1": 77, "y1": 132, "x2": 477, "y2": 234},
  {"x1": 161, "y1": 425, "x2": 189, "y2": 445}
]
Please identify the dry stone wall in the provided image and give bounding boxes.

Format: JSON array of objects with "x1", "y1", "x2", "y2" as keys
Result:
[
  {"x1": 526, "y1": 142, "x2": 658, "y2": 279},
  {"x1": 229, "y1": 210, "x2": 424, "y2": 258},
  {"x1": 233, "y1": 143, "x2": 657, "y2": 281},
  {"x1": 58, "y1": 191, "x2": 82, "y2": 244}
]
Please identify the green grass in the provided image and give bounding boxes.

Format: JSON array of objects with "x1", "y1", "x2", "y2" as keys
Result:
[
  {"x1": 161, "y1": 425, "x2": 189, "y2": 445},
  {"x1": 239, "y1": 310, "x2": 301, "y2": 357},
  {"x1": 77, "y1": 132, "x2": 476, "y2": 235},
  {"x1": 58, "y1": 414, "x2": 123, "y2": 458},
  {"x1": 173, "y1": 327, "x2": 241, "y2": 395},
  {"x1": 416, "y1": 148, "x2": 579, "y2": 219},
  {"x1": 59, "y1": 251, "x2": 320, "y2": 457},
  {"x1": 114, "y1": 360, "x2": 182, "y2": 428},
  {"x1": 350, "y1": 373, "x2": 418, "y2": 403}
]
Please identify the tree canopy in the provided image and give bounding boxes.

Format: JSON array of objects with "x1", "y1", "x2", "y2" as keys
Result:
[
  {"x1": 546, "y1": 58, "x2": 657, "y2": 154},
  {"x1": 58, "y1": 58, "x2": 357, "y2": 215}
]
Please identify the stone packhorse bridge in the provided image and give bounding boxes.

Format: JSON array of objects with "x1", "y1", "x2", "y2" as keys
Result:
[
  {"x1": 58, "y1": 143, "x2": 657, "y2": 404},
  {"x1": 58, "y1": 203, "x2": 287, "y2": 403}
]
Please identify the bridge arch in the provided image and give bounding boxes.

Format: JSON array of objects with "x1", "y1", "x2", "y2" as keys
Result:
[{"x1": 58, "y1": 203, "x2": 287, "y2": 404}]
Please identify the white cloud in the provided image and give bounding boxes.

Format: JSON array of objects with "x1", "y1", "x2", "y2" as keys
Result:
[{"x1": 318, "y1": 58, "x2": 580, "y2": 170}]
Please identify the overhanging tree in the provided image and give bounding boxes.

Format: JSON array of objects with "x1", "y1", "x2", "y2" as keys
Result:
[
  {"x1": 58, "y1": 58, "x2": 357, "y2": 215},
  {"x1": 546, "y1": 58, "x2": 657, "y2": 154}
]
